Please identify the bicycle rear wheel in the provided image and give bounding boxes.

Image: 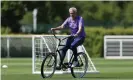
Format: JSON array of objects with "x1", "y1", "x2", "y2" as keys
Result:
[
  {"x1": 71, "y1": 52, "x2": 88, "y2": 78},
  {"x1": 41, "y1": 54, "x2": 56, "y2": 78}
]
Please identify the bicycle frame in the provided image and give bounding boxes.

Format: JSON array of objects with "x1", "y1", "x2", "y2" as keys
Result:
[{"x1": 52, "y1": 31, "x2": 75, "y2": 67}]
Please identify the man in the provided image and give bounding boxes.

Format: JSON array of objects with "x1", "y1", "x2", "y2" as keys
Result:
[{"x1": 51, "y1": 7, "x2": 86, "y2": 70}]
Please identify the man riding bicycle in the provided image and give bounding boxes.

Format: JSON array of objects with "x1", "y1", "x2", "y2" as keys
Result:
[{"x1": 51, "y1": 7, "x2": 86, "y2": 70}]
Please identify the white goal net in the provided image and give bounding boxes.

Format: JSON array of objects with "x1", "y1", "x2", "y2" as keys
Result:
[{"x1": 32, "y1": 35, "x2": 99, "y2": 74}]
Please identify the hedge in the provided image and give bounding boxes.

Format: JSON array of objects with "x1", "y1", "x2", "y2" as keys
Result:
[
  {"x1": 83, "y1": 27, "x2": 133, "y2": 57},
  {"x1": 1, "y1": 27, "x2": 133, "y2": 58}
]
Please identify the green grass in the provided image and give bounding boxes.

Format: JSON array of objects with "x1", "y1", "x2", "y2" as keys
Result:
[{"x1": 1, "y1": 58, "x2": 133, "y2": 80}]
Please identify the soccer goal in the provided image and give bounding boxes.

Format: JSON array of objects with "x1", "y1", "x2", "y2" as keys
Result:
[{"x1": 32, "y1": 35, "x2": 99, "y2": 74}]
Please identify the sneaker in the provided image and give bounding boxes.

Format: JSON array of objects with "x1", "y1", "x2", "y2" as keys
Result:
[{"x1": 71, "y1": 61, "x2": 79, "y2": 67}]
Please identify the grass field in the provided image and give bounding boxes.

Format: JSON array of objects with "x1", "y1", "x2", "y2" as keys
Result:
[{"x1": 1, "y1": 58, "x2": 133, "y2": 80}]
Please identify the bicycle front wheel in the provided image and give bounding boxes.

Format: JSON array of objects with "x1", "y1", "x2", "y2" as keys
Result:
[
  {"x1": 41, "y1": 54, "x2": 56, "y2": 78},
  {"x1": 71, "y1": 52, "x2": 88, "y2": 78}
]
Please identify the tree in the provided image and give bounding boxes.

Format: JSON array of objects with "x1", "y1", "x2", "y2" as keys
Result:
[
  {"x1": 1, "y1": 1, "x2": 26, "y2": 33},
  {"x1": 124, "y1": 2, "x2": 133, "y2": 24}
]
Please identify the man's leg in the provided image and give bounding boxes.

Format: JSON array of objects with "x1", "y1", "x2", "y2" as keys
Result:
[
  {"x1": 70, "y1": 37, "x2": 85, "y2": 66},
  {"x1": 57, "y1": 37, "x2": 73, "y2": 69},
  {"x1": 59, "y1": 46, "x2": 69, "y2": 66}
]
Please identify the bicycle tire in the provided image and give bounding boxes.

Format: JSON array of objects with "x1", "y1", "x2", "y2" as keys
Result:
[
  {"x1": 71, "y1": 52, "x2": 88, "y2": 78},
  {"x1": 41, "y1": 54, "x2": 56, "y2": 78}
]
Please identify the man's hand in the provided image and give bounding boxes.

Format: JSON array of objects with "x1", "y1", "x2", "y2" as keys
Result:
[
  {"x1": 74, "y1": 33, "x2": 78, "y2": 37},
  {"x1": 51, "y1": 28, "x2": 55, "y2": 31},
  {"x1": 51, "y1": 26, "x2": 63, "y2": 31}
]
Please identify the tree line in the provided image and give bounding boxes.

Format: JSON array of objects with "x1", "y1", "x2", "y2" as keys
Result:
[{"x1": 1, "y1": 1, "x2": 133, "y2": 33}]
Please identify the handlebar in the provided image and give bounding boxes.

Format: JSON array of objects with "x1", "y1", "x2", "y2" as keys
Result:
[
  {"x1": 51, "y1": 30, "x2": 74, "y2": 41},
  {"x1": 51, "y1": 30, "x2": 59, "y2": 39}
]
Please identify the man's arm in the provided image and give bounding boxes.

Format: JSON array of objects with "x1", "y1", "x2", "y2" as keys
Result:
[
  {"x1": 76, "y1": 26, "x2": 82, "y2": 36},
  {"x1": 74, "y1": 17, "x2": 83, "y2": 37},
  {"x1": 51, "y1": 18, "x2": 68, "y2": 31},
  {"x1": 51, "y1": 25, "x2": 64, "y2": 31}
]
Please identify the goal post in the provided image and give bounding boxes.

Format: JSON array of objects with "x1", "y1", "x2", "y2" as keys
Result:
[{"x1": 32, "y1": 35, "x2": 99, "y2": 74}]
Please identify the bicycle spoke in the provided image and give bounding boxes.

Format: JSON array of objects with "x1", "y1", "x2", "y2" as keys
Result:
[
  {"x1": 41, "y1": 54, "x2": 56, "y2": 78},
  {"x1": 71, "y1": 52, "x2": 88, "y2": 78}
]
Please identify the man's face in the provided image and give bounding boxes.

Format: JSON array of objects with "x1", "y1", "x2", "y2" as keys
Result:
[{"x1": 69, "y1": 10, "x2": 76, "y2": 18}]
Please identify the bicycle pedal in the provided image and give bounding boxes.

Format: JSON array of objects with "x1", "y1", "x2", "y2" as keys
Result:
[
  {"x1": 56, "y1": 67, "x2": 61, "y2": 70},
  {"x1": 62, "y1": 68, "x2": 67, "y2": 71},
  {"x1": 63, "y1": 62, "x2": 69, "y2": 66}
]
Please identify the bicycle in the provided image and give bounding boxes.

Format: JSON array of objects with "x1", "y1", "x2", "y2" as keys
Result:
[{"x1": 41, "y1": 31, "x2": 88, "y2": 78}]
